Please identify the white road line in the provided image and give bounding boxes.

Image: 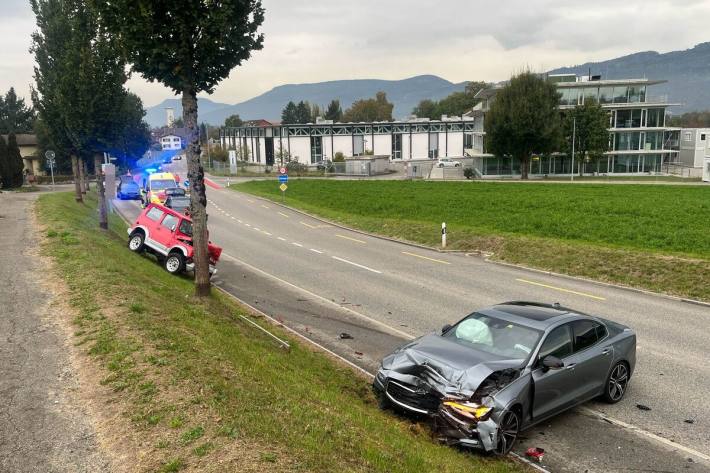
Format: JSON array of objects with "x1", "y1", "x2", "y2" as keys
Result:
[
  {"x1": 332, "y1": 256, "x2": 381, "y2": 274},
  {"x1": 516, "y1": 278, "x2": 607, "y2": 301},
  {"x1": 309, "y1": 248, "x2": 323, "y2": 254},
  {"x1": 261, "y1": 204, "x2": 270, "y2": 209},
  {"x1": 245, "y1": 223, "x2": 251, "y2": 227},
  {"x1": 278, "y1": 212, "x2": 289, "y2": 218},
  {"x1": 579, "y1": 407, "x2": 710, "y2": 464},
  {"x1": 237, "y1": 219, "x2": 243, "y2": 223},
  {"x1": 231, "y1": 216, "x2": 236, "y2": 220},
  {"x1": 262, "y1": 231, "x2": 272, "y2": 236},
  {"x1": 335, "y1": 234, "x2": 366, "y2": 244},
  {"x1": 277, "y1": 237, "x2": 286, "y2": 241},
  {"x1": 218, "y1": 253, "x2": 412, "y2": 339},
  {"x1": 254, "y1": 227, "x2": 261, "y2": 231},
  {"x1": 300, "y1": 221, "x2": 316, "y2": 229},
  {"x1": 292, "y1": 242, "x2": 303, "y2": 247}
]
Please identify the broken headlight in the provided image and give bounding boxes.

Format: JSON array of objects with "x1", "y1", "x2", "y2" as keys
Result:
[{"x1": 442, "y1": 401, "x2": 493, "y2": 421}]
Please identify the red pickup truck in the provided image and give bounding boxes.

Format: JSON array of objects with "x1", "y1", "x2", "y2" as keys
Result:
[{"x1": 127, "y1": 203, "x2": 222, "y2": 276}]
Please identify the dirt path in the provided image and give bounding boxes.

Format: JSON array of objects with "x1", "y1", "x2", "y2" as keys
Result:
[{"x1": 0, "y1": 192, "x2": 111, "y2": 473}]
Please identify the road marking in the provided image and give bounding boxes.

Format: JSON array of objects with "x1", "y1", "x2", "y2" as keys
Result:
[
  {"x1": 225, "y1": 213, "x2": 231, "y2": 217},
  {"x1": 335, "y1": 234, "x2": 366, "y2": 244},
  {"x1": 262, "y1": 231, "x2": 272, "y2": 236},
  {"x1": 231, "y1": 216, "x2": 236, "y2": 220},
  {"x1": 580, "y1": 407, "x2": 710, "y2": 464},
  {"x1": 277, "y1": 237, "x2": 286, "y2": 241},
  {"x1": 402, "y1": 251, "x2": 451, "y2": 265},
  {"x1": 261, "y1": 204, "x2": 270, "y2": 209},
  {"x1": 219, "y1": 253, "x2": 412, "y2": 339},
  {"x1": 516, "y1": 278, "x2": 607, "y2": 301},
  {"x1": 292, "y1": 242, "x2": 303, "y2": 247},
  {"x1": 254, "y1": 227, "x2": 261, "y2": 231},
  {"x1": 245, "y1": 223, "x2": 251, "y2": 227},
  {"x1": 278, "y1": 212, "x2": 289, "y2": 218},
  {"x1": 300, "y1": 221, "x2": 317, "y2": 229},
  {"x1": 332, "y1": 256, "x2": 381, "y2": 274},
  {"x1": 309, "y1": 248, "x2": 324, "y2": 254},
  {"x1": 247, "y1": 199, "x2": 255, "y2": 203},
  {"x1": 237, "y1": 219, "x2": 243, "y2": 223}
]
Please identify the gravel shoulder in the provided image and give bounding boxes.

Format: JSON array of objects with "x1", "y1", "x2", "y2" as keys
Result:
[{"x1": 0, "y1": 191, "x2": 112, "y2": 473}]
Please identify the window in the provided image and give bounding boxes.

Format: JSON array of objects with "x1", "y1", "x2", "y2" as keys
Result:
[
  {"x1": 701, "y1": 134, "x2": 706, "y2": 141},
  {"x1": 572, "y1": 320, "x2": 600, "y2": 352},
  {"x1": 353, "y1": 135, "x2": 364, "y2": 156},
  {"x1": 392, "y1": 133, "x2": 402, "y2": 159},
  {"x1": 646, "y1": 108, "x2": 664, "y2": 128},
  {"x1": 538, "y1": 325, "x2": 573, "y2": 360},
  {"x1": 310, "y1": 136, "x2": 322, "y2": 164},
  {"x1": 145, "y1": 207, "x2": 164, "y2": 221},
  {"x1": 613, "y1": 86, "x2": 628, "y2": 103},
  {"x1": 178, "y1": 220, "x2": 192, "y2": 237},
  {"x1": 428, "y1": 133, "x2": 439, "y2": 159},
  {"x1": 161, "y1": 214, "x2": 178, "y2": 231},
  {"x1": 463, "y1": 133, "x2": 474, "y2": 149},
  {"x1": 683, "y1": 132, "x2": 692, "y2": 141},
  {"x1": 599, "y1": 87, "x2": 614, "y2": 104}
]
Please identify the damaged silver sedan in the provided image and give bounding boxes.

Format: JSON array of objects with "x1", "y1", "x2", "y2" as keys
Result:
[{"x1": 373, "y1": 302, "x2": 636, "y2": 454}]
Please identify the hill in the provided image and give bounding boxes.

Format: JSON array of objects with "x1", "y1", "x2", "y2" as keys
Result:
[
  {"x1": 145, "y1": 75, "x2": 465, "y2": 126},
  {"x1": 549, "y1": 42, "x2": 710, "y2": 114},
  {"x1": 144, "y1": 97, "x2": 230, "y2": 128}
]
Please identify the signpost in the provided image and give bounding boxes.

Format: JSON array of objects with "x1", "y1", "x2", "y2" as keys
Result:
[
  {"x1": 45, "y1": 150, "x2": 56, "y2": 189},
  {"x1": 278, "y1": 168, "x2": 288, "y2": 202}
]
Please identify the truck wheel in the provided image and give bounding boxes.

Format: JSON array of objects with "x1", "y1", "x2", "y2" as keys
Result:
[
  {"x1": 164, "y1": 252, "x2": 185, "y2": 275},
  {"x1": 128, "y1": 232, "x2": 145, "y2": 253}
]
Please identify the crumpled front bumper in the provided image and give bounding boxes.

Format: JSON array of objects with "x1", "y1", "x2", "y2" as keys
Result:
[
  {"x1": 185, "y1": 262, "x2": 217, "y2": 275},
  {"x1": 373, "y1": 369, "x2": 500, "y2": 452}
]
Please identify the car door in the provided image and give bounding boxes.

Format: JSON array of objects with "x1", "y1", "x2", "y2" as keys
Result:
[
  {"x1": 531, "y1": 323, "x2": 577, "y2": 421},
  {"x1": 153, "y1": 213, "x2": 179, "y2": 252},
  {"x1": 566, "y1": 319, "x2": 613, "y2": 402}
]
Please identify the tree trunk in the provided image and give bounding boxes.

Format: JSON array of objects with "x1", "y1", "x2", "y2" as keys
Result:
[
  {"x1": 78, "y1": 158, "x2": 86, "y2": 193},
  {"x1": 94, "y1": 153, "x2": 108, "y2": 230},
  {"x1": 83, "y1": 159, "x2": 90, "y2": 192},
  {"x1": 71, "y1": 154, "x2": 83, "y2": 202},
  {"x1": 520, "y1": 155, "x2": 529, "y2": 180},
  {"x1": 183, "y1": 87, "x2": 210, "y2": 297}
]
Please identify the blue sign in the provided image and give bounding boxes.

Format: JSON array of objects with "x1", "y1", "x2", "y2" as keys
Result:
[
  {"x1": 184, "y1": 179, "x2": 190, "y2": 187},
  {"x1": 278, "y1": 174, "x2": 288, "y2": 183}
]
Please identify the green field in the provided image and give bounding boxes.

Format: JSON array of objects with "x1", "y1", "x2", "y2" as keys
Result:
[
  {"x1": 37, "y1": 192, "x2": 521, "y2": 473},
  {"x1": 234, "y1": 180, "x2": 710, "y2": 301}
]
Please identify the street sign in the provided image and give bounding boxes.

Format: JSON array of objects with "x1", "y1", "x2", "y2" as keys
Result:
[
  {"x1": 278, "y1": 174, "x2": 288, "y2": 183},
  {"x1": 279, "y1": 167, "x2": 287, "y2": 174},
  {"x1": 45, "y1": 150, "x2": 55, "y2": 160},
  {"x1": 279, "y1": 183, "x2": 288, "y2": 192},
  {"x1": 184, "y1": 179, "x2": 190, "y2": 187},
  {"x1": 45, "y1": 150, "x2": 56, "y2": 189}
]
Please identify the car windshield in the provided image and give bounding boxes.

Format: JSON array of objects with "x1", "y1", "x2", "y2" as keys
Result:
[
  {"x1": 151, "y1": 179, "x2": 175, "y2": 190},
  {"x1": 443, "y1": 312, "x2": 542, "y2": 360},
  {"x1": 166, "y1": 187, "x2": 185, "y2": 196},
  {"x1": 119, "y1": 176, "x2": 134, "y2": 183},
  {"x1": 171, "y1": 197, "x2": 190, "y2": 208},
  {"x1": 178, "y1": 219, "x2": 192, "y2": 237}
]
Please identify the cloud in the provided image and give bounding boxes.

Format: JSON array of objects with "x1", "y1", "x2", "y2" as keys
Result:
[{"x1": 1, "y1": 0, "x2": 709, "y2": 107}]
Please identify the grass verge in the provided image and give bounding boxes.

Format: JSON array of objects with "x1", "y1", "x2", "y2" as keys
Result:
[
  {"x1": 233, "y1": 180, "x2": 710, "y2": 302},
  {"x1": 37, "y1": 191, "x2": 522, "y2": 472}
]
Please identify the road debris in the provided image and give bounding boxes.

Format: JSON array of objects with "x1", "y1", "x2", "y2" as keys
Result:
[
  {"x1": 354, "y1": 351, "x2": 363, "y2": 357},
  {"x1": 339, "y1": 332, "x2": 353, "y2": 340},
  {"x1": 636, "y1": 404, "x2": 652, "y2": 411},
  {"x1": 684, "y1": 419, "x2": 694, "y2": 424},
  {"x1": 525, "y1": 447, "x2": 545, "y2": 462}
]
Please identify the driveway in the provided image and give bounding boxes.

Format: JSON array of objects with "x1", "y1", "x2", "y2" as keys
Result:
[{"x1": 0, "y1": 191, "x2": 110, "y2": 472}]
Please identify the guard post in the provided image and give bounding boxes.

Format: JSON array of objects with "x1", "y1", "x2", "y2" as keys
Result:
[{"x1": 442, "y1": 222, "x2": 447, "y2": 248}]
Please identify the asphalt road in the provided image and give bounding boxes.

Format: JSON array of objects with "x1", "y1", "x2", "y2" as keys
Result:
[{"x1": 115, "y1": 161, "x2": 710, "y2": 472}]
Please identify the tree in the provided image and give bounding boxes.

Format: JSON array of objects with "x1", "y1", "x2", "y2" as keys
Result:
[
  {"x1": 109, "y1": 92, "x2": 151, "y2": 170},
  {"x1": 668, "y1": 110, "x2": 710, "y2": 128},
  {"x1": 411, "y1": 81, "x2": 488, "y2": 119},
  {"x1": 171, "y1": 117, "x2": 185, "y2": 128},
  {"x1": 295, "y1": 101, "x2": 311, "y2": 123},
  {"x1": 3, "y1": 134, "x2": 25, "y2": 188},
  {"x1": 324, "y1": 99, "x2": 342, "y2": 121},
  {"x1": 412, "y1": 99, "x2": 438, "y2": 119},
  {"x1": 224, "y1": 114, "x2": 243, "y2": 128},
  {"x1": 562, "y1": 100, "x2": 610, "y2": 175},
  {"x1": 342, "y1": 91, "x2": 393, "y2": 122},
  {"x1": 310, "y1": 103, "x2": 322, "y2": 123},
  {"x1": 0, "y1": 88, "x2": 35, "y2": 134},
  {"x1": 0, "y1": 135, "x2": 8, "y2": 186},
  {"x1": 94, "y1": 0, "x2": 265, "y2": 296},
  {"x1": 281, "y1": 101, "x2": 298, "y2": 123},
  {"x1": 485, "y1": 72, "x2": 562, "y2": 179}
]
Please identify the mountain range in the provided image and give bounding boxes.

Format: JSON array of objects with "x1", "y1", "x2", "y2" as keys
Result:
[{"x1": 144, "y1": 42, "x2": 710, "y2": 127}]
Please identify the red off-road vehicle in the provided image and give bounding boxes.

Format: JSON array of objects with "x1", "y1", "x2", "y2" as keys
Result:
[{"x1": 127, "y1": 203, "x2": 222, "y2": 276}]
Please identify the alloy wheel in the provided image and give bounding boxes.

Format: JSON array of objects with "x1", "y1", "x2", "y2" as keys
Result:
[
  {"x1": 608, "y1": 363, "x2": 629, "y2": 402},
  {"x1": 495, "y1": 411, "x2": 519, "y2": 455},
  {"x1": 166, "y1": 256, "x2": 181, "y2": 273}
]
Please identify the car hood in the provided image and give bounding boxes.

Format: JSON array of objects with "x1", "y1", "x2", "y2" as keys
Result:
[{"x1": 383, "y1": 333, "x2": 524, "y2": 398}]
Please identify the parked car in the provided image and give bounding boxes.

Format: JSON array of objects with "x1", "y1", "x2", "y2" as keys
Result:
[
  {"x1": 165, "y1": 187, "x2": 186, "y2": 197},
  {"x1": 373, "y1": 301, "x2": 636, "y2": 454},
  {"x1": 436, "y1": 158, "x2": 461, "y2": 168},
  {"x1": 127, "y1": 203, "x2": 222, "y2": 275},
  {"x1": 165, "y1": 195, "x2": 191, "y2": 214},
  {"x1": 117, "y1": 176, "x2": 141, "y2": 200}
]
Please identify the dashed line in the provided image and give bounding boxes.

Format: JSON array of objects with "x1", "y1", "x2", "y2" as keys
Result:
[
  {"x1": 277, "y1": 237, "x2": 286, "y2": 241},
  {"x1": 237, "y1": 219, "x2": 243, "y2": 223},
  {"x1": 300, "y1": 221, "x2": 317, "y2": 229},
  {"x1": 309, "y1": 248, "x2": 324, "y2": 254},
  {"x1": 245, "y1": 223, "x2": 251, "y2": 227},
  {"x1": 261, "y1": 204, "x2": 270, "y2": 209},
  {"x1": 254, "y1": 227, "x2": 261, "y2": 231},
  {"x1": 292, "y1": 242, "x2": 303, "y2": 247},
  {"x1": 402, "y1": 251, "x2": 450, "y2": 265},
  {"x1": 516, "y1": 278, "x2": 607, "y2": 301},
  {"x1": 231, "y1": 216, "x2": 236, "y2": 220},
  {"x1": 335, "y1": 234, "x2": 366, "y2": 244},
  {"x1": 278, "y1": 212, "x2": 289, "y2": 218},
  {"x1": 247, "y1": 199, "x2": 255, "y2": 203},
  {"x1": 332, "y1": 256, "x2": 381, "y2": 274},
  {"x1": 262, "y1": 231, "x2": 272, "y2": 236}
]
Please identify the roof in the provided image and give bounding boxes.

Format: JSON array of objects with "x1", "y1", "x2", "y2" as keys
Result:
[
  {"x1": 479, "y1": 302, "x2": 582, "y2": 331},
  {"x1": 1, "y1": 134, "x2": 37, "y2": 146}
]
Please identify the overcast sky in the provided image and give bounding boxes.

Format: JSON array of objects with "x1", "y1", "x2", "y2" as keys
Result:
[{"x1": 2, "y1": 0, "x2": 709, "y2": 108}]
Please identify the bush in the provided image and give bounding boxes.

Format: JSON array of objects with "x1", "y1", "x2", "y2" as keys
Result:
[
  {"x1": 285, "y1": 161, "x2": 307, "y2": 175},
  {"x1": 333, "y1": 151, "x2": 345, "y2": 162},
  {"x1": 210, "y1": 144, "x2": 228, "y2": 163},
  {"x1": 463, "y1": 167, "x2": 475, "y2": 179}
]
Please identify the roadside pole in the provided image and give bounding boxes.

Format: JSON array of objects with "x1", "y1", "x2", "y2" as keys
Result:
[
  {"x1": 441, "y1": 222, "x2": 447, "y2": 248},
  {"x1": 45, "y1": 150, "x2": 56, "y2": 190},
  {"x1": 279, "y1": 166, "x2": 288, "y2": 203},
  {"x1": 571, "y1": 117, "x2": 576, "y2": 182}
]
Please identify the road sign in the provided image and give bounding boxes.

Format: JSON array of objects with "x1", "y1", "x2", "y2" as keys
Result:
[
  {"x1": 279, "y1": 167, "x2": 287, "y2": 174},
  {"x1": 45, "y1": 150, "x2": 56, "y2": 189},
  {"x1": 45, "y1": 150, "x2": 55, "y2": 160},
  {"x1": 184, "y1": 179, "x2": 190, "y2": 187},
  {"x1": 279, "y1": 183, "x2": 288, "y2": 192},
  {"x1": 278, "y1": 174, "x2": 288, "y2": 183}
]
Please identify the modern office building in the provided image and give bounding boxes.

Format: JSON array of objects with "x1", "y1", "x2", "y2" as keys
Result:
[
  {"x1": 220, "y1": 116, "x2": 482, "y2": 166},
  {"x1": 468, "y1": 74, "x2": 681, "y2": 176}
]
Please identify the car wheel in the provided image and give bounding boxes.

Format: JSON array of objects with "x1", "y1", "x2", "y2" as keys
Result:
[
  {"x1": 164, "y1": 252, "x2": 185, "y2": 275},
  {"x1": 493, "y1": 409, "x2": 520, "y2": 455},
  {"x1": 128, "y1": 232, "x2": 145, "y2": 253},
  {"x1": 603, "y1": 361, "x2": 629, "y2": 403}
]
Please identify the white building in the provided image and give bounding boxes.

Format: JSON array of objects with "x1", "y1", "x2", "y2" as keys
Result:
[
  {"x1": 220, "y1": 116, "x2": 483, "y2": 166},
  {"x1": 678, "y1": 128, "x2": 710, "y2": 171},
  {"x1": 160, "y1": 134, "x2": 183, "y2": 150}
]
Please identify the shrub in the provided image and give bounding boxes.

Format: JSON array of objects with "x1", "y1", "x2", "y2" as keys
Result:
[
  {"x1": 286, "y1": 161, "x2": 307, "y2": 175},
  {"x1": 333, "y1": 151, "x2": 345, "y2": 162},
  {"x1": 463, "y1": 167, "x2": 475, "y2": 179}
]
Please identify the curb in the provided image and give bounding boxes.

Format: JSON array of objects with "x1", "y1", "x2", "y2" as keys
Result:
[{"x1": 232, "y1": 189, "x2": 710, "y2": 309}]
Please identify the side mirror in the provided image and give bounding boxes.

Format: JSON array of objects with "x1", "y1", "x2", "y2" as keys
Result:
[
  {"x1": 541, "y1": 355, "x2": 564, "y2": 371},
  {"x1": 441, "y1": 324, "x2": 452, "y2": 335}
]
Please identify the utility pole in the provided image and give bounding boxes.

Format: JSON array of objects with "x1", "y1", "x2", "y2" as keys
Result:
[{"x1": 571, "y1": 117, "x2": 576, "y2": 182}]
